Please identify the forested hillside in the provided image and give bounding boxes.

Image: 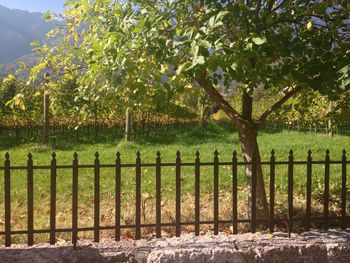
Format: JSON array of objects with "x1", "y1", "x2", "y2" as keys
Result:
[{"x1": 0, "y1": 5, "x2": 55, "y2": 77}]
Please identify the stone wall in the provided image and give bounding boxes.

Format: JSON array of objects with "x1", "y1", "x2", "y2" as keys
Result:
[{"x1": 1, "y1": 229, "x2": 349, "y2": 263}]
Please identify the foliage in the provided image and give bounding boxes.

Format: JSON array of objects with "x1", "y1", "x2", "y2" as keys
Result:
[
  {"x1": 4, "y1": 0, "x2": 350, "y2": 142},
  {"x1": 272, "y1": 90, "x2": 329, "y2": 126},
  {"x1": 0, "y1": 77, "x2": 41, "y2": 127}
]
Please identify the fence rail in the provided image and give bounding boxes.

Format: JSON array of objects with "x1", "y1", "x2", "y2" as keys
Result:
[{"x1": 0, "y1": 149, "x2": 349, "y2": 247}]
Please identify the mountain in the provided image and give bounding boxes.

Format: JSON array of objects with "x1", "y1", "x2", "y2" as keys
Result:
[
  {"x1": 0, "y1": 52, "x2": 39, "y2": 79},
  {"x1": 0, "y1": 5, "x2": 56, "y2": 77}
]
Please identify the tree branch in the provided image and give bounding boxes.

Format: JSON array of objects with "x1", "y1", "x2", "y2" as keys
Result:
[
  {"x1": 267, "y1": 0, "x2": 276, "y2": 11},
  {"x1": 256, "y1": 0, "x2": 262, "y2": 17},
  {"x1": 197, "y1": 79, "x2": 245, "y2": 126},
  {"x1": 272, "y1": 0, "x2": 288, "y2": 12},
  {"x1": 257, "y1": 86, "x2": 303, "y2": 124}
]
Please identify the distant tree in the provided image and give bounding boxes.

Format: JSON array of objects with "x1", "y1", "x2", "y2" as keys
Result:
[{"x1": 1, "y1": 75, "x2": 41, "y2": 127}]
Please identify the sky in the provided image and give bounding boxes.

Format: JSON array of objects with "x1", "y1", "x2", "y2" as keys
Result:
[{"x1": 0, "y1": 0, "x2": 66, "y2": 13}]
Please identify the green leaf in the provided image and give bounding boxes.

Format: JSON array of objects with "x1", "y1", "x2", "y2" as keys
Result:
[
  {"x1": 42, "y1": 11, "x2": 54, "y2": 21},
  {"x1": 196, "y1": 56, "x2": 205, "y2": 65},
  {"x1": 176, "y1": 61, "x2": 191, "y2": 75},
  {"x1": 252, "y1": 37, "x2": 266, "y2": 45},
  {"x1": 198, "y1": 40, "x2": 211, "y2": 49},
  {"x1": 3, "y1": 74, "x2": 16, "y2": 84},
  {"x1": 191, "y1": 44, "x2": 199, "y2": 57},
  {"x1": 31, "y1": 40, "x2": 40, "y2": 47},
  {"x1": 216, "y1": 11, "x2": 229, "y2": 22},
  {"x1": 18, "y1": 61, "x2": 26, "y2": 69},
  {"x1": 208, "y1": 16, "x2": 215, "y2": 28}
]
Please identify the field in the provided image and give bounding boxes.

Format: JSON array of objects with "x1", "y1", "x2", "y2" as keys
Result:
[{"x1": 0, "y1": 121, "x2": 349, "y2": 244}]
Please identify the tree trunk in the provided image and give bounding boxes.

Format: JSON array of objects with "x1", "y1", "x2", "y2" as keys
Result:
[
  {"x1": 125, "y1": 108, "x2": 133, "y2": 141},
  {"x1": 236, "y1": 120, "x2": 269, "y2": 219},
  {"x1": 328, "y1": 101, "x2": 333, "y2": 137},
  {"x1": 239, "y1": 91, "x2": 269, "y2": 219},
  {"x1": 200, "y1": 100, "x2": 207, "y2": 129},
  {"x1": 94, "y1": 102, "x2": 98, "y2": 138},
  {"x1": 198, "y1": 82, "x2": 269, "y2": 219},
  {"x1": 43, "y1": 91, "x2": 50, "y2": 144}
]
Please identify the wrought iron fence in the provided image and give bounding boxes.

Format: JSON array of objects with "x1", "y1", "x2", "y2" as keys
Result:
[{"x1": 0, "y1": 149, "x2": 348, "y2": 247}]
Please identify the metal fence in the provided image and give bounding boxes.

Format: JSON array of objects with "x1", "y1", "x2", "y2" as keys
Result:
[{"x1": 0, "y1": 149, "x2": 348, "y2": 247}]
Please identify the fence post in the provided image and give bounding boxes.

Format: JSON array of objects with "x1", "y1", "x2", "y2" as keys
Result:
[
  {"x1": 156, "y1": 151, "x2": 161, "y2": 238},
  {"x1": 195, "y1": 151, "x2": 200, "y2": 236},
  {"x1": 43, "y1": 90, "x2": 50, "y2": 144},
  {"x1": 214, "y1": 150, "x2": 219, "y2": 235},
  {"x1": 341, "y1": 150, "x2": 347, "y2": 230},
  {"x1": 306, "y1": 150, "x2": 312, "y2": 231},
  {"x1": 27, "y1": 153, "x2": 34, "y2": 246},
  {"x1": 4, "y1": 152, "x2": 11, "y2": 247},
  {"x1": 94, "y1": 152, "x2": 100, "y2": 242},
  {"x1": 176, "y1": 151, "x2": 181, "y2": 237},
  {"x1": 288, "y1": 150, "x2": 294, "y2": 237},
  {"x1": 135, "y1": 151, "x2": 141, "y2": 239},
  {"x1": 232, "y1": 151, "x2": 238, "y2": 235},
  {"x1": 72, "y1": 152, "x2": 78, "y2": 247},
  {"x1": 115, "y1": 152, "x2": 121, "y2": 241},
  {"x1": 125, "y1": 108, "x2": 133, "y2": 141},
  {"x1": 50, "y1": 152, "x2": 57, "y2": 245},
  {"x1": 269, "y1": 150, "x2": 275, "y2": 233},
  {"x1": 324, "y1": 149, "x2": 330, "y2": 230}
]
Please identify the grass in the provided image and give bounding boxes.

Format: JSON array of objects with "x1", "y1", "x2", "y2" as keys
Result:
[{"x1": 0, "y1": 121, "x2": 349, "y2": 244}]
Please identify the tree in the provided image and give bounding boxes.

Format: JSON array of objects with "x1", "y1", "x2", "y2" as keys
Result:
[
  {"x1": 29, "y1": 0, "x2": 193, "y2": 139},
  {"x1": 27, "y1": 0, "x2": 350, "y2": 217},
  {"x1": 273, "y1": 89, "x2": 329, "y2": 131},
  {"x1": 136, "y1": 0, "x2": 350, "y2": 216},
  {"x1": 1, "y1": 75, "x2": 42, "y2": 131}
]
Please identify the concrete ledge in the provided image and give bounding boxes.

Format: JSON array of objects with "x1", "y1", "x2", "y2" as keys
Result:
[{"x1": 0, "y1": 229, "x2": 349, "y2": 262}]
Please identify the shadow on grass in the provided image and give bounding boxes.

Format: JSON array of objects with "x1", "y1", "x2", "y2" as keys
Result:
[
  {"x1": 132, "y1": 122, "x2": 238, "y2": 146},
  {"x1": 0, "y1": 121, "x2": 240, "y2": 150}
]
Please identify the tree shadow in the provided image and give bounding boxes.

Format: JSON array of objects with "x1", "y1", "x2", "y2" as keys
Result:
[
  {"x1": 0, "y1": 121, "x2": 240, "y2": 150},
  {"x1": 132, "y1": 121, "x2": 239, "y2": 146}
]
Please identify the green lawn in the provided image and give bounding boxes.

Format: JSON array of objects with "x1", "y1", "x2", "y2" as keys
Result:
[{"x1": 0, "y1": 121, "x2": 349, "y2": 244}]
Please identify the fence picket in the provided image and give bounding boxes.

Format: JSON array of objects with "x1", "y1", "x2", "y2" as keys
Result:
[
  {"x1": 324, "y1": 149, "x2": 330, "y2": 230},
  {"x1": 115, "y1": 152, "x2": 121, "y2": 241},
  {"x1": 4, "y1": 153, "x2": 11, "y2": 247},
  {"x1": 50, "y1": 152, "x2": 57, "y2": 245},
  {"x1": 72, "y1": 152, "x2": 78, "y2": 247},
  {"x1": 195, "y1": 151, "x2": 200, "y2": 236},
  {"x1": 94, "y1": 152, "x2": 100, "y2": 242},
  {"x1": 251, "y1": 154, "x2": 257, "y2": 233},
  {"x1": 232, "y1": 151, "x2": 237, "y2": 235},
  {"x1": 156, "y1": 151, "x2": 161, "y2": 238},
  {"x1": 27, "y1": 153, "x2": 34, "y2": 246},
  {"x1": 214, "y1": 150, "x2": 219, "y2": 235},
  {"x1": 269, "y1": 150, "x2": 275, "y2": 233},
  {"x1": 306, "y1": 150, "x2": 312, "y2": 231},
  {"x1": 135, "y1": 151, "x2": 141, "y2": 240},
  {"x1": 288, "y1": 150, "x2": 294, "y2": 237},
  {"x1": 176, "y1": 151, "x2": 181, "y2": 237},
  {"x1": 341, "y1": 150, "x2": 347, "y2": 230}
]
